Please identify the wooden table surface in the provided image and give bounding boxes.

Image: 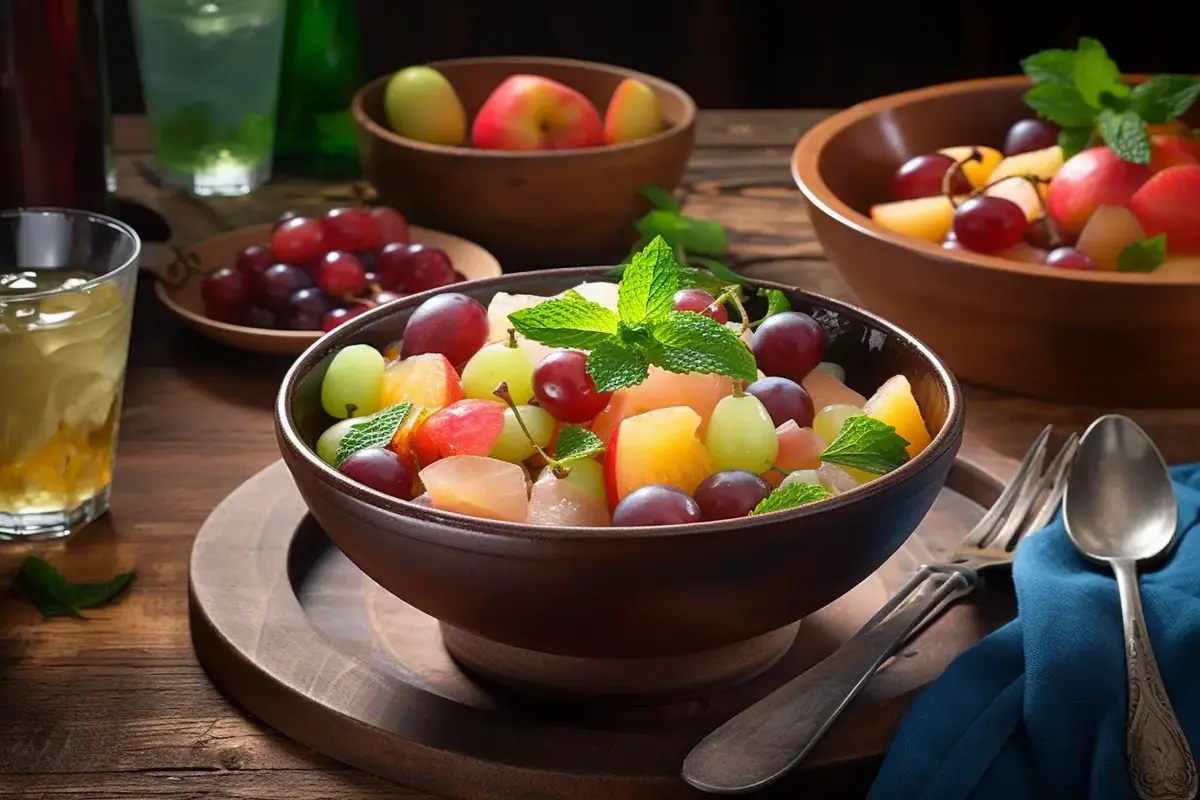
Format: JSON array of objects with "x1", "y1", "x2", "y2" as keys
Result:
[{"x1": 2, "y1": 111, "x2": 1199, "y2": 800}]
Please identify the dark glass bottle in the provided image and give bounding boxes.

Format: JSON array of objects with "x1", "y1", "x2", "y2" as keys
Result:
[{"x1": 273, "y1": 0, "x2": 365, "y2": 179}]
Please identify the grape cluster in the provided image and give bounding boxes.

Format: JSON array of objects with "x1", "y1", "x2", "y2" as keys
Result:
[{"x1": 199, "y1": 206, "x2": 467, "y2": 334}]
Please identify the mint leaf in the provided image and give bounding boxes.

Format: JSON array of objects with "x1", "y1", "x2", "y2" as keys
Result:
[
  {"x1": 1072, "y1": 37, "x2": 1125, "y2": 107},
  {"x1": 820, "y1": 416, "x2": 910, "y2": 475},
  {"x1": 560, "y1": 288, "x2": 587, "y2": 302},
  {"x1": 760, "y1": 288, "x2": 791, "y2": 319},
  {"x1": 674, "y1": 218, "x2": 728, "y2": 257},
  {"x1": 586, "y1": 339, "x2": 649, "y2": 392},
  {"x1": 334, "y1": 402, "x2": 413, "y2": 467},
  {"x1": 1097, "y1": 108, "x2": 1151, "y2": 164},
  {"x1": 508, "y1": 295, "x2": 619, "y2": 350},
  {"x1": 618, "y1": 235, "x2": 680, "y2": 326},
  {"x1": 554, "y1": 426, "x2": 605, "y2": 463},
  {"x1": 19, "y1": 557, "x2": 135, "y2": 619},
  {"x1": 1117, "y1": 234, "x2": 1167, "y2": 273},
  {"x1": 1023, "y1": 82, "x2": 1097, "y2": 127},
  {"x1": 640, "y1": 185, "x2": 680, "y2": 214},
  {"x1": 1131, "y1": 75, "x2": 1200, "y2": 124},
  {"x1": 689, "y1": 255, "x2": 745, "y2": 286},
  {"x1": 648, "y1": 311, "x2": 757, "y2": 382},
  {"x1": 1058, "y1": 127, "x2": 1096, "y2": 160},
  {"x1": 750, "y1": 482, "x2": 834, "y2": 516},
  {"x1": 1020, "y1": 48, "x2": 1076, "y2": 85}
]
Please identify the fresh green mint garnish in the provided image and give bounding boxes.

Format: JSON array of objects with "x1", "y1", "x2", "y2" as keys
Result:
[
  {"x1": 1117, "y1": 234, "x2": 1168, "y2": 273},
  {"x1": 1020, "y1": 37, "x2": 1200, "y2": 163},
  {"x1": 749, "y1": 288, "x2": 791, "y2": 328},
  {"x1": 333, "y1": 402, "x2": 413, "y2": 467},
  {"x1": 19, "y1": 557, "x2": 135, "y2": 618},
  {"x1": 554, "y1": 426, "x2": 605, "y2": 463},
  {"x1": 751, "y1": 482, "x2": 834, "y2": 515},
  {"x1": 819, "y1": 416, "x2": 911, "y2": 475},
  {"x1": 508, "y1": 236, "x2": 758, "y2": 393}
]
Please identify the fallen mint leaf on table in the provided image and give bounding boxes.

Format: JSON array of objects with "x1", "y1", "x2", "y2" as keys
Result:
[
  {"x1": 639, "y1": 185, "x2": 681, "y2": 214},
  {"x1": 751, "y1": 482, "x2": 834, "y2": 515},
  {"x1": 1118, "y1": 234, "x2": 1168, "y2": 273},
  {"x1": 689, "y1": 255, "x2": 745, "y2": 286},
  {"x1": 554, "y1": 426, "x2": 605, "y2": 463},
  {"x1": 649, "y1": 312, "x2": 757, "y2": 381},
  {"x1": 333, "y1": 401, "x2": 412, "y2": 467},
  {"x1": 1130, "y1": 75, "x2": 1200, "y2": 124},
  {"x1": 820, "y1": 416, "x2": 911, "y2": 475},
  {"x1": 507, "y1": 296, "x2": 619, "y2": 350},
  {"x1": 19, "y1": 557, "x2": 134, "y2": 619},
  {"x1": 1097, "y1": 108, "x2": 1151, "y2": 165}
]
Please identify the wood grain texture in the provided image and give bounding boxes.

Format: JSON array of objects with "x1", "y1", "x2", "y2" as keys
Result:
[{"x1": 1, "y1": 111, "x2": 1198, "y2": 800}]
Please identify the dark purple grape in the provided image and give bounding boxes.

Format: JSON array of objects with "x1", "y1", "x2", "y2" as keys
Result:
[
  {"x1": 752, "y1": 312, "x2": 826, "y2": 384},
  {"x1": 693, "y1": 471, "x2": 772, "y2": 521},
  {"x1": 953, "y1": 196, "x2": 1029, "y2": 253},
  {"x1": 200, "y1": 267, "x2": 250, "y2": 323},
  {"x1": 1003, "y1": 118, "x2": 1060, "y2": 157},
  {"x1": 283, "y1": 286, "x2": 331, "y2": 330},
  {"x1": 337, "y1": 447, "x2": 413, "y2": 499},
  {"x1": 1045, "y1": 247, "x2": 1096, "y2": 270},
  {"x1": 240, "y1": 305, "x2": 278, "y2": 329},
  {"x1": 259, "y1": 263, "x2": 313, "y2": 311},
  {"x1": 611, "y1": 485, "x2": 702, "y2": 526},
  {"x1": 745, "y1": 376, "x2": 815, "y2": 428}
]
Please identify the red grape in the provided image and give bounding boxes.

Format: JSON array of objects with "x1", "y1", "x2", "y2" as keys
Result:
[
  {"x1": 271, "y1": 217, "x2": 326, "y2": 264},
  {"x1": 273, "y1": 210, "x2": 300, "y2": 231},
  {"x1": 953, "y1": 196, "x2": 1029, "y2": 253},
  {"x1": 693, "y1": 470, "x2": 772, "y2": 521},
  {"x1": 1003, "y1": 118, "x2": 1060, "y2": 157},
  {"x1": 321, "y1": 305, "x2": 371, "y2": 333},
  {"x1": 363, "y1": 271, "x2": 380, "y2": 287},
  {"x1": 283, "y1": 286, "x2": 331, "y2": 330},
  {"x1": 201, "y1": 267, "x2": 250, "y2": 323},
  {"x1": 752, "y1": 311, "x2": 826, "y2": 384},
  {"x1": 892, "y1": 153, "x2": 972, "y2": 201},
  {"x1": 234, "y1": 244, "x2": 275, "y2": 286},
  {"x1": 315, "y1": 251, "x2": 367, "y2": 298},
  {"x1": 744, "y1": 376, "x2": 815, "y2": 428},
  {"x1": 400, "y1": 292, "x2": 489, "y2": 365},
  {"x1": 376, "y1": 243, "x2": 458, "y2": 293},
  {"x1": 532, "y1": 349, "x2": 613, "y2": 423},
  {"x1": 1045, "y1": 246, "x2": 1096, "y2": 270},
  {"x1": 240, "y1": 305, "x2": 278, "y2": 329},
  {"x1": 259, "y1": 263, "x2": 313, "y2": 310},
  {"x1": 451, "y1": 269, "x2": 467, "y2": 283},
  {"x1": 371, "y1": 206, "x2": 411, "y2": 245},
  {"x1": 673, "y1": 288, "x2": 729, "y2": 323},
  {"x1": 337, "y1": 447, "x2": 414, "y2": 499},
  {"x1": 322, "y1": 207, "x2": 382, "y2": 252},
  {"x1": 612, "y1": 485, "x2": 702, "y2": 526}
]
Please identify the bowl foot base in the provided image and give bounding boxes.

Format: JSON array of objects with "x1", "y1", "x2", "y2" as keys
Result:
[{"x1": 439, "y1": 622, "x2": 802, "y2": 699}]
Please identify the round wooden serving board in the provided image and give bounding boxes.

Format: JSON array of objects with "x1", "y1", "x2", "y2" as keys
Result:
[{"x1": 189, "y1": 442, "x2": 1018, "y2": 799}]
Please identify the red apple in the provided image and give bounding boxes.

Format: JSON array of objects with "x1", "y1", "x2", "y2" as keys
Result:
[
  {"x1": 1149, "y1": 135, "x2": 1200, "y2": 174},
  {"x1": 1046, "y1": 147, "x2": 1153, "y2": 236},
  {"x1": 471, "y1": 74, "x2": 604, "y2": 151},
  {"x1": 1130, "y1": 164, "x2": 1200, "y2": 254}
]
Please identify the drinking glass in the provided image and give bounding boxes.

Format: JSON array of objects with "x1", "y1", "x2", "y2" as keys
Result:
[
  {"x1": 0, "y1": 209, "x2": 141, "y2": 541},
  {"x1": 129, "y1": 0, "x2": 287, "y2": 196}
]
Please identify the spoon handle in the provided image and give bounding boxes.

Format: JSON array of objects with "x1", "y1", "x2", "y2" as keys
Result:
[{"x1": 1112, "y1": 558, "x2": 1198, "y2": 800}]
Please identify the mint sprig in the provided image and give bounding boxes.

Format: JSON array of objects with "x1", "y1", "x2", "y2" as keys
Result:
[
  {"x1": 819, "y1": 416, "x2": 911, "y2": 475},
  {"x1": 1118, "y1": 234, "x2": 1168, "y2": 273},
  {"x1": 19, "y1": 557, "x2": 135, "y2": 618},
  {"x1": 508, "y1": 236, "x2": 758, "y2": 392},
  {"x1": 751, "y1": 482, "x2": 834, "y2": 516},
  {"x1": 333, "y1": 402, "x2": 413, "y2": 467},
  {"x1": 554, "y1": 426, "x2": 605, "y2": 463}
]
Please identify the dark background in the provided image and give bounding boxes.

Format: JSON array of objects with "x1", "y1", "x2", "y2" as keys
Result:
[{"x1": 104, "y1": 0, "x2": 1200, "y2": 113}]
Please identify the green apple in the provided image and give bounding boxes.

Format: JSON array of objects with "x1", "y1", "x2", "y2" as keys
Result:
[{"x1": 383, "y1": 66, "x2": 467, "y2": 146}]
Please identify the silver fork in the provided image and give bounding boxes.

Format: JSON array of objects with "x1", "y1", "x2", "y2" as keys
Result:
[{"x1": 681, "y1": 426, "x2": 1081, "y2": 795}]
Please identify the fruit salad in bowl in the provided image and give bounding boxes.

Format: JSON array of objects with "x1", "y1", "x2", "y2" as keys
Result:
[{"x1": 275, "y1": 239, "x2": 963, "y2": 696}]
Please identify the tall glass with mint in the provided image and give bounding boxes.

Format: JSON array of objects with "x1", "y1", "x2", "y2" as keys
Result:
[{"x1": 130, "y1": 0, "x2": 287, "y2": 196}]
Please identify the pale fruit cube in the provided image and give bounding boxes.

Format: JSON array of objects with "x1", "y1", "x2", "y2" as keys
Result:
[
  {"x1": 419, "y1": 455, "x2": 529, "y2": 522},
  {"x1": 1154, "y1": 255, "x2": 1200, "y2": 278},
  {"x1": 486, "y1": 292, "x2": 545, "y2": 342},
  {"x1": 608, "y1": 406, "x2": 713, "y2": 505},
  {"x1": 765, "y1": 422, "x2": 826, "y2": 487},
  {"x1": 985, "y1": 146, "x2": 1064, "y2": 222},
  {"x1": 938, "y1": 145, "x2": 1004, "y2": 188},
  {"x1": 379, "y1": 353, "x2": 463, "y2": 411},
  {"x1": 802, "y1": 370, "x2": 867, "y2": 411},
  {"x1": 985, "y1": 178, "x2": 1043, "y2": 223},
  {"x1": 527, "y1": 471, "x2": 610, "y2": 527},
  {"x1": 591, "y1": 367, "x2": 733, "y2": 444},
  {"x1": 862, "y1": 374, "x2": 933, "y2": 459},
  {"x1": 869, "y1": 196, "x2": 959, "y2": 243},
  {"x1": 1076, "y1": 205, "x2": 1148, "y2": 272},
  {"x1": 559, "y1": 281, "x2": 619, "y2": 311},
  {"x1": 817, "y1": 462, "x2": 859, "y2": 494}
]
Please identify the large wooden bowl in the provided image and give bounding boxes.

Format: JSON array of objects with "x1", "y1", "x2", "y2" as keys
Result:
[
  {"x1": 351, "y1": 57, "x2": 697, "y2": 269},
  {"x1": 275, "y1": 269, "x2": 964, "y2": 698},
  {"x1": 793, "y1": 75, "x2": 1200, "y2": 408}
]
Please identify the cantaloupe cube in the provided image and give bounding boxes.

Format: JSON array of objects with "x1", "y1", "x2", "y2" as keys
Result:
[
  {"x1": 869, "y1": 196, "x2": 959, "y2": 243},
  {"x1": 862, "y1": 375, "x2": 932, "y2": 459},
  {"x1": 939, "y1": 146, "x2": 1004, "y2": 188}
]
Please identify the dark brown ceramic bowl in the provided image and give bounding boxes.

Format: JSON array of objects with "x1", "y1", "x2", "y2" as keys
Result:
[
  {"x1": 793, "y1": 75, "x2": 1200, "y2": 408},
  {"x1": 276, "y1": 269, "x2": 964, "y2": 698},
  {"x1": 351, "y1": 56, "x2": 696, "y2": 270}
]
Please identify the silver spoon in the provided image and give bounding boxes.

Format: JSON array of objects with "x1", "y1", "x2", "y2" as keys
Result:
[{"x1": 1064, "y1": 414, "x2": 1197, "y2": 800}]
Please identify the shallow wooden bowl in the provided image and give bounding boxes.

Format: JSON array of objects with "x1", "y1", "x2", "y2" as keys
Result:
[
  {"x1": 154, "y1": 223, "x2": 501, "y2": 357},
  {"x1": 793, "y1": 75, "x2": 1200, "y2": 408},
  {"x1": 351, "y1": 56, "x2": 697, "y2": 269},
  {"x1": 276, "y1": 269, "x2": 965, "y2": 698}
]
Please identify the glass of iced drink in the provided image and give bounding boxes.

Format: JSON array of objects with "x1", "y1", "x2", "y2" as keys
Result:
[
  {"x1": 0, "y1": 209, "x2": 141, "y2": 541},
  {"x1": 130, "y1": 0, "x2": 287, "y2": 196}
]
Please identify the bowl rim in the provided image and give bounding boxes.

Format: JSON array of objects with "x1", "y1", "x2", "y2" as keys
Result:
[
  {"x1": 351, "y1": 55, "x2": 698, "y2": 159},
  {"x1": 276, "y1": 267, "x2": 965, "y2": 541},
  {"x1": 792, "y1": 74, "x2": 1200, "y2": 287}
]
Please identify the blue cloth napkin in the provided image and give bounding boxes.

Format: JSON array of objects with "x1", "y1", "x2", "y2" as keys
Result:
[{"x1": 868, "y1": 464, "x2": 1200, "y2": 800}]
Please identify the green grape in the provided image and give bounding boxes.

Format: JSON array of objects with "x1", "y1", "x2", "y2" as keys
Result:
[
  {"x1": 780, "y1": 468, "x2": 820, "y2": 488},
  {"x1": 705, "y1": 394, "x2": 779, "y2": 474},
  {"x1": 321, "y1": 344, "x2": 385, "y2": 419},
  {"x1": 813, "y1": 403, "x2": 864, "y2": 442},
  {"x1": 491, "y1": 405, "x2": 554, "y2": 462},
  {"x1": 460, "y1": 341, "x2": 535, "y2": 405},
  {"x1": 316, "y1": 417, "x2": 365, "y2": 465},
  {"x1": 814, "y1": 361, "x2": 846, "y2": 382},
  {"x1": 540, "y1": 458, "x2": 607, "y2": 508}
]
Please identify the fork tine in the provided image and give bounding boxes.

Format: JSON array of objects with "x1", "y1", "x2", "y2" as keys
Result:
[
  {"x1": 981, "y1": 436, "x2": 1054, "y2": 550},
  {"x1": 1000, "y1": 432, "x2": 1080, "y2": 548},
  {"x1": 960, "y1": 425, "x2": 1052, "y2": 548}
]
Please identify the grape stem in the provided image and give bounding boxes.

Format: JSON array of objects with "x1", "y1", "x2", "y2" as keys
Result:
[
  {"x1": 493, "y1": 382, "x2": 572, "y2": 479},
  {"x1": 712, "y1": 288, "x2": 751, "y2": 337},
  {"x1": 942, "y1": 148, "x2": 983, "y2": 209},
  {"x1": 505, "y1": 328, "x2": 519, "y2": 348},
  {"x1": 731, "y1": 379, "x2": 748, "y2": 397}
]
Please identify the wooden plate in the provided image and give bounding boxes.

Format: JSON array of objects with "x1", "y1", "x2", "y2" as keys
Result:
[
  {"x1": 154, "y1": 223, "x2": 501, "y2": 357},
  {"x1": 189, "y1": 442, "x2": 1019, "y2": 799}
]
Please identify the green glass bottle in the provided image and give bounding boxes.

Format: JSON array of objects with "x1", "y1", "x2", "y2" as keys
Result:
[{"x1": 274, "y1": 0, "x2": 365, "y2": 178}]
